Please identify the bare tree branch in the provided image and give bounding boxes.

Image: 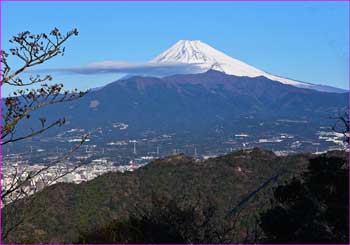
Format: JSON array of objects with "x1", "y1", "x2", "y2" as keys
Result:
[
  {"x1": 2, "y1": 134, "x2": 89, "y2": 202},
  {"x1": 330, "y1": 111, "x2": 349, "y2": 143},
  {"x1": 1, "y1": 28, "x2": 89, "y2": 240},
  {"x1": 1, "y1": 28, "x2": 78, "y2": 85}
]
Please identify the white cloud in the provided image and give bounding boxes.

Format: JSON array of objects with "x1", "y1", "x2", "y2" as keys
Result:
[{"x1": 32, "y1": 61, "x2": 202, "y2": 76}]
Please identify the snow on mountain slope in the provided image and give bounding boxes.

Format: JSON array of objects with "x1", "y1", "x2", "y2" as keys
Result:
[{"x1": 151, "y1": 40, "x2": 345, "y2": 93}]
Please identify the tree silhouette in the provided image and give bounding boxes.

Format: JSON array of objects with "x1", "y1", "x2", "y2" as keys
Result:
[
  {"x1": 259, "y1": 155, "x2": 349, "y2": 243},
  {"x1": 77, "y1": 193, "x2": 253, "y2": 244},
  {"x1": 1, "y1": 28, "x2": 88, "y2": 240}
]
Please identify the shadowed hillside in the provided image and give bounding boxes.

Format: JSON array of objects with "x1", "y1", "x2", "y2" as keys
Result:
[{"x1": 2, "y1": 148, "x2": 348, "y2": 243}]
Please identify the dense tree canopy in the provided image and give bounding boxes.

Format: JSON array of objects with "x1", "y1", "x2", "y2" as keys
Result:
[{"x1": 260, "y1": 154, "x2": 349, "y2": 243}]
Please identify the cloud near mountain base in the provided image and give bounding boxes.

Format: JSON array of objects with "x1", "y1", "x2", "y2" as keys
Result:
[{"x1": 31, "y1": 61, "x2": 203, "y2": 77}]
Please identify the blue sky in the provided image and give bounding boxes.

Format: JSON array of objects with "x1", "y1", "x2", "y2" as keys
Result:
[{"x1": 2, "y1": 1, "x2": 349, "y2": 95}]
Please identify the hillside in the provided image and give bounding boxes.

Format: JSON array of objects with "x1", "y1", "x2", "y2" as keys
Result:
[
  {"x1": 11, "y1": 70, "x2": 348, "y2": 143},
  {"x1": 3, "y1": 148, "x2": 348, "y2": 243}
]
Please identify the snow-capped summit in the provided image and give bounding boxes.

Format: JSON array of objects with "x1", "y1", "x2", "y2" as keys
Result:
[
  {"x1": 151, "y1": 40, "x2": 345, "y2": 93},
  {"x1": 152, "y1": 40, "x2": 264, "y2": 78}
]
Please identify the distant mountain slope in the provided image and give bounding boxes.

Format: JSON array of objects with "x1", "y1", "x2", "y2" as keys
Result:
[
  {"x1": 13, "y1": 70, "x2": 347, "y2": 142},
  {"x1": 48, "y1": 70, "x2": 348, "y2": 125},
  {"x1": 151, "y1": 40, "x2": 346, "y2": 93}
]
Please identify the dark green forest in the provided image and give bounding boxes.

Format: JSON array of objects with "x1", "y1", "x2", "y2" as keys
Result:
[{"x1": 2, "y1": 148, "x2": 348, "y2": 244}]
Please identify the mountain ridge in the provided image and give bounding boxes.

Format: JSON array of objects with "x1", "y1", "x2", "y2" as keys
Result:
[
  {"x1": 7, "y1": 70, "x2": 347, "y2": 155},
  {"x1": 15, "y1": 70, "x2": 347, "y2": 135}
]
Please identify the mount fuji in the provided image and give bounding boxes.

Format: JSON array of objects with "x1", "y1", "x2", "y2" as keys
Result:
[
  {"x1": 150, "y1": 40, "x2": 345, "y2": 93},
  {"x1": 9, "y1": 40, "x2": 347, "y2": 155}
]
